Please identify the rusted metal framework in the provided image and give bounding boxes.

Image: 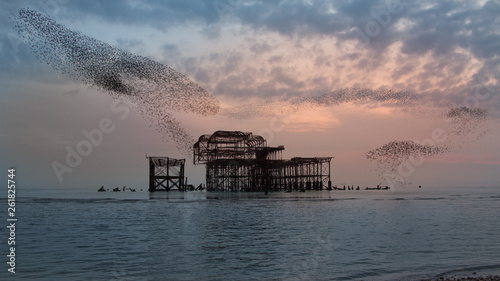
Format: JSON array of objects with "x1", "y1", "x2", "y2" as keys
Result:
[
  {"x1": 148, "y1": 157, "x2": 185, "y2": 192},
  {"x1": 281, "y1": 157, "x2": 332, "y2": 191},
  {"x1": 194, "y1": 131, "x2": 333, "y2": 192},
  {"x1": 193, "y1": 131, "x2": 283, "y2": 163}
]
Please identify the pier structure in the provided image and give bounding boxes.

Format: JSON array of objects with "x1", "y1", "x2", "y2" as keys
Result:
[
  {"x1": 148, "y1": 156, "x2": 185, "y2": 192},
  {"x1": 193, "y1": 131, "x2": 333, "y2": 192}
]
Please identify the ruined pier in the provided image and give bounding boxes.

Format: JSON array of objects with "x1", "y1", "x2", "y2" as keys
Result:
[{"x1": 193, "y1": 131, "x2": 333, "y2": 192}]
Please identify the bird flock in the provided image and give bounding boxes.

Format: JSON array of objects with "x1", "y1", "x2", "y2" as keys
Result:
[
  {"x1": 364, "y1": 105, "x2": 489, "y2": 186},
  {"x1": 13, "y1": 8, "x2": 490, "y2": 184},
  {"x1": 221, "y1": 88, "x2": 420, "y2": 119},
  {"x1": 220, "y1": 86, "x2": 489, "y2": 186},
  {"x1": 364, "y1": 140, "x2": 450, "y2": 184},
  {"x1": 13, "y1": 8, "x2": 219, "y2": 154},
  {"x1": 444, "y1": 106, "x2": 489, "y2": 144},
  {"x1": 364, "y1": 140, "x2": 449, "y2": 164}
]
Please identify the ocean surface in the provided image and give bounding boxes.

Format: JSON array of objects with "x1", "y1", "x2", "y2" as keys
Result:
[{"x1": 1, "y1": 186, "x2": 500, "y2": 280}]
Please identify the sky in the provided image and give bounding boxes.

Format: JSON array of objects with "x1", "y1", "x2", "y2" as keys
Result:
[{"x1": 0, "y1": 0, "x2": 499, "y2": 191}]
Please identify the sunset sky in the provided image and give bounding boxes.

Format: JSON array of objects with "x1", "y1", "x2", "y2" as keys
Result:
[{"x1": 1, "y1": 0, "x2": 499, "y2": 191}]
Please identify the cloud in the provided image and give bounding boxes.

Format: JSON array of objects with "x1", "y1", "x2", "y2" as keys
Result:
[
  {"x1": 3, "y1": 1, "x2": 499, "y2": 102},
  {"x1": 7, "y1": 1, "x2": 499, "y2": 66},
  {"x1": 59, "y1": 0, "x2": 221, "y2": 29},
  {"x1": 161, "y1": 43, "x2": 182, "y2": 59}
]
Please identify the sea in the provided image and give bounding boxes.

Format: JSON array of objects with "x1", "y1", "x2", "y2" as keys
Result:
[{"x1": 1, "y1": 186, "x2": 499, "y2": 281}]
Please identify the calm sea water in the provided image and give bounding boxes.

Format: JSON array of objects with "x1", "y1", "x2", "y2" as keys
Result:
[{"x1": 1, "y1": 186, "x2": 500, "y2": 280}]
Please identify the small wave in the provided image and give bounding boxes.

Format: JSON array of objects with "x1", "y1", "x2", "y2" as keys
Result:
[
  {"x1": 412, "y1": 197, "x2": 447, "y2": 201},
  {"x1": 373, "y1": 197, "x2": 406, "y2": 201}
]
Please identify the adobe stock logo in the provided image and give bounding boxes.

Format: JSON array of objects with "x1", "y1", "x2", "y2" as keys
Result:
[{"x1": 51, "y1": 100, "x2": 131, "y2": 182}]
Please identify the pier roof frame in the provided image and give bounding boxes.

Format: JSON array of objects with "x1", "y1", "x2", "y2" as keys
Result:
[{"x1": 193, "y1": 130, "x2": 284, "y2": 164}]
